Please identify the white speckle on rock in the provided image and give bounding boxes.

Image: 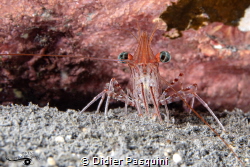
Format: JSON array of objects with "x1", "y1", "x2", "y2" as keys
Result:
[
  {"x1": 35, "y1": 149, "x2": 42, "y2": 154},
  {"x1": 213, "y1": 44, "x2": 223, "y2": 49},
  {"x1": 55, "y1": 136, "x2": 65, "y2": 143},
  {"x1": 65, "y1": 135, "x2": 71, "y2": 140},
  {"x1": 165, "y1": 147, "x2": 173, "y2": 153},
  {"x1": 159, "y1": 142, "x2": 165, "y2": 146},
  {"x1": 164, "y1": 148, "x2": 172, "y2": 157},
  {"x1": 173, "y1": 153, "x2": 182, "y2": 164},
  {"x1": 47, "y1": 157, "x2": 56, "y2": 166},
  {"x1": 81, "y1": 128, "x2": 87, "y2": 132}
]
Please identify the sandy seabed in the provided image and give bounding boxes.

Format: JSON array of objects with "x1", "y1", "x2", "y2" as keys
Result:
[{"x1": 0, "y1": 103, "x2": 249, "y2": 167}]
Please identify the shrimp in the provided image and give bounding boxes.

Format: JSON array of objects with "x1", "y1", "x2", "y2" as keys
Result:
[
  {"x1": 79, "y1": 27, "x2": 245, "y2": 166},
  {"x1": 0, "y1": 27, "x2": 246, "y2": 167},
  {"x1": 80, "y1": 28, "x2": 224, "y2": 127}
]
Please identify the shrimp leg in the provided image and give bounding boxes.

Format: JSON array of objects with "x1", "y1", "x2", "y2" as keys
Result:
[
  {"x1": 80, "y1": 78, "x2": 134, "y2": 115},
  {"x1": 160, "y1": 75, "x2": 225, "y2": 131}
]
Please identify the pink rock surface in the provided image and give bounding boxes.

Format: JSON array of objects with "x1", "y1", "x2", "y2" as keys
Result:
[{"x1": 0, "y1": 0, "x2": 250, "y2": 112}]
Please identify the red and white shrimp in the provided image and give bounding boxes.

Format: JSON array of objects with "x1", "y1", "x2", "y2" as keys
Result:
[
  {"x1": 0, "y1": 27, "x2": 246, "y2": 167},
  {"x1": 79, "y1": 28, "x2": 245, "y2": 166},
  {"x1": 81, "y1": 28, "x2": 224, "y2": 128}
]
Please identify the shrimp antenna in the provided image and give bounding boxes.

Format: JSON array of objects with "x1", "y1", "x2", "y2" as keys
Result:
[
  {"x1": 126, "y1": 20, "x2": 158, "y2": 44},
  {"x1": 116, "y1": 29, "x2": 138, "y2": 43},
  {"x1": 149, "y1": 22, "x2": 159, "y2": 45},
  {"x1": 136, "y1": 20, "x2": 141, "y2": 42},
  {"x1": 0, "y1": 53, "x2": 121, "y2": 62},
  {"x1": 128, "y1": 31, "x2": 138, "y2": 43}
]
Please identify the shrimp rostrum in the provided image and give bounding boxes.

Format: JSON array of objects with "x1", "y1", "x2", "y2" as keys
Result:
[{"x1": 81, "y1": 29, "x2": 225, "y2": 131}]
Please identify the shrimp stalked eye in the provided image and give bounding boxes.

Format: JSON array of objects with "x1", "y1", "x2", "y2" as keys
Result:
[
  {"x1": 156, "y1": 51, "x2": 171, "y2": 63},
  {"x1": 118, "y1": 52, "x2": 133, "y2": 63}
]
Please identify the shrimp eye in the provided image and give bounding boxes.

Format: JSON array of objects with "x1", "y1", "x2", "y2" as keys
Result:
[
  {"x1": 158, "y1": 51, "x2": 171, "y2": 63},
  {"x1": 118, "y1": 52, "x2": 132, "y2": 63}
]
